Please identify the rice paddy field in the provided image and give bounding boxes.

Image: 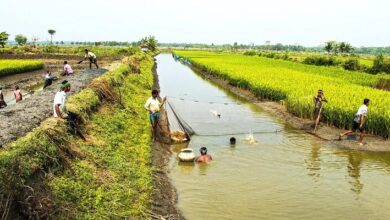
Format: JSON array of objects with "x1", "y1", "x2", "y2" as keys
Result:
[
  {"x1": 175, "y1": 50, "x2": 390, "y2": 137},
  {"x1": 0, "y1": 59, "x2": 44, "y2": 76}
]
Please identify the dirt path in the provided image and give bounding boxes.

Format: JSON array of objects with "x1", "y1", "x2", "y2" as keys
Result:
[
  {"x1": 188, "y1": 63, "x2": 390, "y2": 152},
  {"x1": 151, "y1": 60, "x2": 184, "y2": 220},
  {"x1": 0, "y1": 68, "x2": 107, "y2": 147}
]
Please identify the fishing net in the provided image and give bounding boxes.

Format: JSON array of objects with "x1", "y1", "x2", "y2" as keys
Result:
[{"x1": 165, "y1": 97, "x2": 282, "y2": 138}]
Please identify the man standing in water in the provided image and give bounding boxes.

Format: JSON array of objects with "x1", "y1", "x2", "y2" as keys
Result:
[
  {"x1": 78, "y1": 49, "x2": 99, "y2": 69},
  {"x1": 196, "y1": 147, "x2": 213, "y2": 163},
  {"x1": 53, "y1": 81, "x2": 71, "y2": 121},
  {"x1": 144, "y1": 89, "x2": 166, "y2": 141},
  {"x1": 339, "y1": 98, "x2": 370, "y2": 146}
]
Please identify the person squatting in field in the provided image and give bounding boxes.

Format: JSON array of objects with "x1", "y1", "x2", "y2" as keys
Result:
[
  {"x1": 53, "y1": 81, "x2": 71, "y2": 121},
  {"x1": 44, "y1": 70, "x2": 54, "y2": 88},
  {"x1": 144, "y1": 89, "x2": 167, "y2": 141},
  {"x1": 63, "y1": 61, "x2": 74, "y2": 76},
  {"x1": 312, "y1": 89, "x2": 327, "y2": 128},
  {"x1": 78, "y1": 49, "x2": 99, "y2": 69},
  {"x1": 0, "y1": 85, "x2": 7, "y2": 108},
  {"x1": 339, "y1": 98, "x2": 370, "y2": 146},
  {"x1": 196, "y1": 147, "x2": 213, "y2": 163}
]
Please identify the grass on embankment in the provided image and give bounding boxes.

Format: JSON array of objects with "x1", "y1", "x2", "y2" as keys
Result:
[
  {"x1": 175, "y1": 50, "x2": 390, "y2": 137},
  {"x1": 0, "y1": 52, "x2": 154, "y2": 219},
  {"x1": 0, "y1": 59, "x2": 44, "y2": 77}
]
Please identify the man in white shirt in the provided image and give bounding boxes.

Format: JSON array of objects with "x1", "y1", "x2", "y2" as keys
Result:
[
  {"x1": 53, "y1": 81, "x2": 71, "y2": 121},
  {"x1": 339, "y1": 98, "x2": 370, "y2": 146},
  {"x1": 78, "y1": 49, "x2": 99, "y2": 69},
  {"x1": 144, "y1": 89, "x2": 166, "y2": 141}
]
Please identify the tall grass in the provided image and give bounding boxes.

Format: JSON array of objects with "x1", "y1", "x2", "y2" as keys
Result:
[{"x1": 0, "y1": 60, "x2": 44, "y2": 76}]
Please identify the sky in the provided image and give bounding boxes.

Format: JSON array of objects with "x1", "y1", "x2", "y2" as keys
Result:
[{"x1": 1, "y1": 0, "x2": 389, "y2": 47}]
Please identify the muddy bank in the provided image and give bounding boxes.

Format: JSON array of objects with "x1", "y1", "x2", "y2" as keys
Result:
[
  {"x1": 151, "y1": 60, "x2": 184, "y2": 219},
  {"x1": 186, "y1": 62, "x2": 390, "y2": 152},
  {"x1": 0, "y1": 68, "x2": 107, "y2": 147}
]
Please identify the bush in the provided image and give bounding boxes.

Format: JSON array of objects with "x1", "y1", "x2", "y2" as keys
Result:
[
  {"x1": 303, "y1": 56, "x2": 339, "y2": 66},
  {"x1": 343, "y1": 58, "x2": 361, "y2": 71},
  {"x1": 243, "y1": 51, "x2": 257, "y2": 56}
]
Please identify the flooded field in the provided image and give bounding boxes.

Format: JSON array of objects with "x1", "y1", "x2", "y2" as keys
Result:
[{"x1": 156, "y1": 54, "x2": 390, "y2": 220}]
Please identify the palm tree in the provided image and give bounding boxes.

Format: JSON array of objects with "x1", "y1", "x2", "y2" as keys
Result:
[{"x1": 48, "y1": 29, "x2": 56, "y2": 44}]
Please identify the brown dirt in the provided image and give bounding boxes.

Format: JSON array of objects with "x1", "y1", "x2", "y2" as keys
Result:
[
  {"x1": 0, "y1": 67, "x2": 108, "y2": 147},
  {"x1": 150, "y1": 59, "x2": 184, "y2": 220},
  {"x1": 189, "y1": 64, "x2": 390, "y2": 152}
]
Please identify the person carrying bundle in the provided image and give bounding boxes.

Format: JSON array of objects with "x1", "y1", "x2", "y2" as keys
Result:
[
  {"x1": 312, "y1": 89, "x2": 327, "y2": 131},
  {"x1": 0, "y1": 85, "x2": 7, "y2": 108},
  {"x1": 78, "y1": 49, "x2": 99, "y2": 69},
  {"x1": 339, "y1": 98, "x2": 370, "y2": 146},
  {"x1": 144, "y1": 89, "x2": 167, "y2": 141}
]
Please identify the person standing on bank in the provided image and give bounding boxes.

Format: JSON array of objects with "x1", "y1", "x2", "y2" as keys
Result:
[
  {"x1": 339, "y1": 98, "x2": 370, "y2": 146},
  {"x1": 78, "y1": 49, "x2": 99, "y2": 69},
  {"x1": 144, "y1": 89, "x2": 166, "y2": 141}
]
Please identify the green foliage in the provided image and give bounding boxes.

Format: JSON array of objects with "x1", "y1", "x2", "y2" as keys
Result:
[
  {"x1": 0, "y1": 31, "x2": 9, "y2": 48},
  {"x1": 176, "y1": 50, "x2": 390, "y2": 137},
  {"x1": 343, "y1": 58, "x2": 361, "y2": 71},
  {"x1": 370, "y1": 54, "x2": 390, "y2": 74},
  {"x1": 139, "y1": 36, "x2": 158, "y2": 52},
  {"x1": 49, "y1": 53, "x2": 153, "y2": 219},
  {"x1": 14, "y1": 34, "x2": 27, "y2": 45},
  {"x1": 0, "y1": 60, "x2": 44, "y2": 76},
  {"x1": 303, "y1": 56, "x2": 339, "y2": 66}
]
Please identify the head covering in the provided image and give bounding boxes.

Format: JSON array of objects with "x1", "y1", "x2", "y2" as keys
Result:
[{"x1": 60, "y1": 82, "x2": 71, "y2": 90}]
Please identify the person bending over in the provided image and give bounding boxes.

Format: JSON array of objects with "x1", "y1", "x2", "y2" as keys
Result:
[
  {"x1": 78, "y1": 49, "x2": 99, "y2": 69},
  {"x1": 53, "y1": 81, "x2": 71, "y2": 121}
]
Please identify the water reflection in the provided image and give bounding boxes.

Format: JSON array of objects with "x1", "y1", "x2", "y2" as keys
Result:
[
  {"x1": 306, "y1": 142, "x2": 322, "y2": 182},
  {"x1": 347, "y1": 152, "x2": 364, "y2": 195}
]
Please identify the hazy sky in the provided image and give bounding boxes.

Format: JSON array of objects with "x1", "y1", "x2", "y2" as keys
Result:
[{"x1": 1, "y1": 0, "x2": 389, "y2": 46}]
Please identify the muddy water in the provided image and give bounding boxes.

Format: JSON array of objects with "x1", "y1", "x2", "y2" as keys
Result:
[{"x1": 155, "y1": 54, "x2": 390, "y2": 220}]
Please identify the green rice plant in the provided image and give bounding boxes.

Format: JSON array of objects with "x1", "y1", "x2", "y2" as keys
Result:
[
  {"x1": 0, "y1": 59, "x2": 44, "y2": 76},
  {"x1": 176, "y1": 50, "x2": 390, "y2": 137}
]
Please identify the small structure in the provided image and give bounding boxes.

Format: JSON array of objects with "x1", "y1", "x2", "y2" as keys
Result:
[{"x1": 140, "y1": 45, "x2": 148, "y2": 52}]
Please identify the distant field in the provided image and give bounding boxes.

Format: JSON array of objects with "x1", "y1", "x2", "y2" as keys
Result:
[
  {"x1": 0, "y1": 60, "x2": 44, "y2": 77},
  {"x1": 176, "y1": 50, "x2": 390, "y2": 137}
]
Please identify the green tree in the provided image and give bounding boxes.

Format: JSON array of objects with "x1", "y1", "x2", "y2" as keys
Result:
[
  {"x1": 48, "y1": 29, "x2": 56, "y2": 44},
  {"x1": 15, "y1": 34, "x2": 27, "y2": 45},
  {"x1": 0, "y1": 31, "x2": 9, "y2": 48},
  {"x1": 339, "y1": 42, "x2": 353, "y2": 54},
  {"x1": 325, "y1": 41, "x2": 338, "y2": 54}
]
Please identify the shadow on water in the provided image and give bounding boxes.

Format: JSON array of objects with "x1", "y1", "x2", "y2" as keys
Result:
[{"x1": 157, "y1": 53, "x2": 390, "y2": 219}]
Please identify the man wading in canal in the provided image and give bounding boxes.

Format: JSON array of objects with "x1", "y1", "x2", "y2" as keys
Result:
[{"x1": 144, "y1": 90, "x2": 166, "y2": 141}]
